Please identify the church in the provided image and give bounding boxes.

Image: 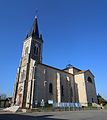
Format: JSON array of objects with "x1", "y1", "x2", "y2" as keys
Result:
[{"x1": 13, "y1": 17, "x2": 98, "y2": 109}]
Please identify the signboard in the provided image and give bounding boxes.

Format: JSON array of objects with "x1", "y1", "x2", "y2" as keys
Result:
[
  {"x1": 40, "y1": 99, "x2": 45, "y2": 107},
  {"x1": 48, "y1": 100, "x2": 53, "y2": 104},
  {"x1": 35, "y1": 100, "x2": 38, "y2": 105}
]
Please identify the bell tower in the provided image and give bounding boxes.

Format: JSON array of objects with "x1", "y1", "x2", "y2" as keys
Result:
[
  {"x1": 22, "y1": 16, "x2": 43, "y2": 63},
  {"x1": 13, "y1": 17, "x2": 43, "y2": 108}
]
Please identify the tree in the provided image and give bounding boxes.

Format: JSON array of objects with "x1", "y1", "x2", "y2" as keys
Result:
[
  {"x1": 0, "y1": 93, "x2": 7, "y2": 100},
  {"x1": 97, "y1": 94, "x2": 107, "y2": 106}
]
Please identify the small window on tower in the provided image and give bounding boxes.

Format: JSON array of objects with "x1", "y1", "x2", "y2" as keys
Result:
[
  {"x1": 21, "y1": 70, "x2": 26, "y2": 81},
  {"x1": 87, "y1": 77, "x2": 93, "y2": 83},
  {"x1": 25, "y1": 47, "x2": 28, "y2": 55},
  {"x1": 34, "y1": 44, "x2": 39, "y2": 56},
  {"x1": 34, "y1": 47, "x2": 36, "y2": 55},
  {"x1": 36, "y1": 46, "x2": 39, "y2": 55}
]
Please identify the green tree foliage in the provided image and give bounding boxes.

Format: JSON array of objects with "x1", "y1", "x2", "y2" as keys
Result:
[{"x1": 97, "y1": 94, "x2": 107, "y2": 106}]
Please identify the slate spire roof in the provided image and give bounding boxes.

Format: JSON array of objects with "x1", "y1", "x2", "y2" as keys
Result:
[{"x1": 29, "y1": 16, "x2": 39, "y2": 38}]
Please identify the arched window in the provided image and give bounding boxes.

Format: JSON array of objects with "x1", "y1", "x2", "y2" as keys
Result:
[
  {"x1": 18, "y1": 86, "x2": 22, "y2": 93},
  {"x1": 34, "y1": 47, "x2": 36, "y2": 55},
  {"x1": 49, "y1": 83, "x2": 53, "y2": 94},
  {"x1": 21, "y1": 70, "x2": 26, "y2": 81},
  {"x1": 70, "y1": 87, "x2": 73, "y2": 97},
  {"x1": 92, "y1": 98, "x2": 94, "y2": 103},
  {"x1": 36, "y1": 46, "x2": 39, "y2": 55},
  {"x1": 61, "y1": 85, "x2": 64, "y2": 96},
  {"x1": 34, "y1": 44, "x2": 39, "y2": 55},
  {"x1": 87, "y1": 77, "x2": 93, "y2": 83},
  {"x1": 25, "y1": 47, "x2": 28, "y2": 55}
]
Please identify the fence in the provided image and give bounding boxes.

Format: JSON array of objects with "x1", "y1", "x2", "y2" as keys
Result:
[
  {"x1": 53, "y1": 102, "x2": 81, "y2": 108},
  {"x1": 52, "y1": 102, "x2": 82, "y2": 111}
]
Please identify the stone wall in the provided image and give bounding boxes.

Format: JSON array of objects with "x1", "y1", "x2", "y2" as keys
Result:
[{"x1": 32, "y1": 64, "x2": 74, "y2": 107}]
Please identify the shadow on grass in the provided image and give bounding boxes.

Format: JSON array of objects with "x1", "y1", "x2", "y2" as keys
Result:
[{"x1": 0, "y1": 113, "x2": 68, "y2": 120}]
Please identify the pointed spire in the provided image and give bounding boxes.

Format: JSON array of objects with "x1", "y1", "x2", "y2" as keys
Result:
[
  {"x1": 26, "y1": 34, "x2": 29, "y2": 39},
  {"x1": 30, "y1": 17, "x2": 39, "y2": 38}
]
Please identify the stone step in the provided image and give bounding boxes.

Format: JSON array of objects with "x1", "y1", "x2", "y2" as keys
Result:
[
  {"x1": 3, "y1": 106, "x2": 19, "y2": 113},
  {"x1": 92, "y1": 103, "x2": 103, "y2": 108}
]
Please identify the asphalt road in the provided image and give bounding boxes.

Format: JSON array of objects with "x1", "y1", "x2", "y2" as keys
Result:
[{"x1": 0, "y1": 110, "x2": 107, "y2": 120}]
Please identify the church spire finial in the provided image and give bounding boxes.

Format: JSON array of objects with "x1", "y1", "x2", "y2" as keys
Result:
[{"x1": 35, "y1": 16, "x2": 37, "y2": 19}]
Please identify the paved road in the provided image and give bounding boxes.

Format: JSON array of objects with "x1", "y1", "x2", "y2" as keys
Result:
[{"x1": 0, "y1": 110, "x2": 107, "y2": 120}]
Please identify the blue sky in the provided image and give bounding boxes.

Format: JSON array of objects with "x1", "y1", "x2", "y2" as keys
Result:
[{"x1": 0, "y1": 0, "x2": 107, "y2": 99}]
